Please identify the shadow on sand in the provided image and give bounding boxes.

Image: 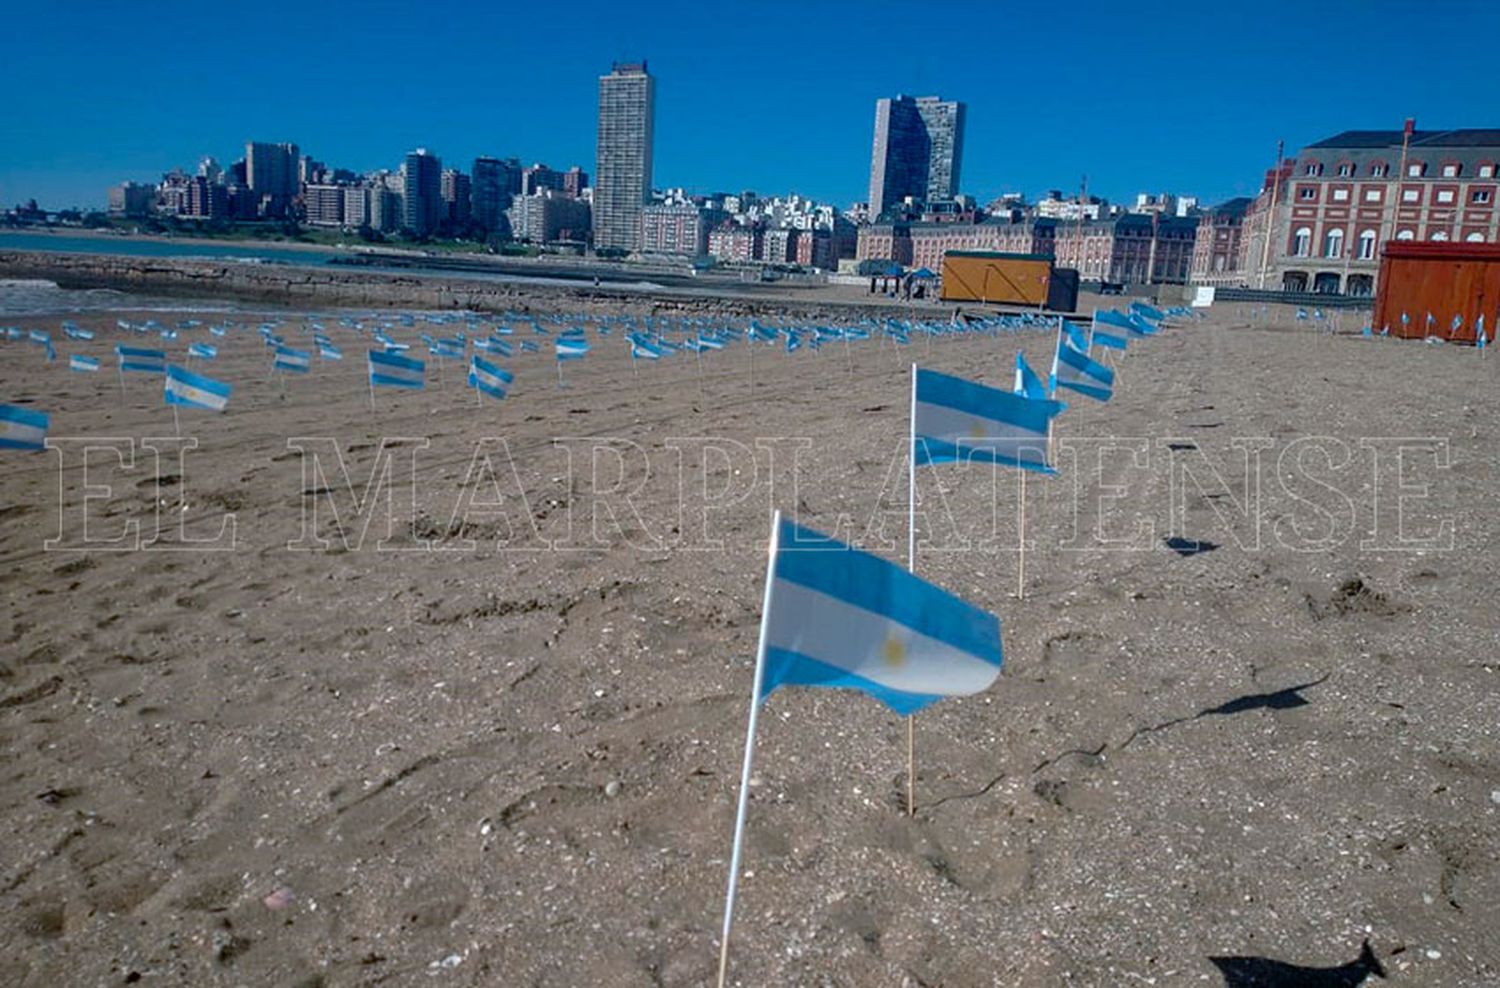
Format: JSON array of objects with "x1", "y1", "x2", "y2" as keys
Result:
[
  {"x1": 1209, "y1": 938, "x2": 1386, "y2": 987},
  {"x1": 1121, "y1": 673, "x2": 1330, "y2": 749}
]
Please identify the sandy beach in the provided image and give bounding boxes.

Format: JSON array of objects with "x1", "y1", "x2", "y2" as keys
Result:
[{"x1": 1, "y1": 298, "x2": 1497, "y2": 986}]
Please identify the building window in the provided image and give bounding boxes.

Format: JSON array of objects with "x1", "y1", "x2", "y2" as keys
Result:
[
  {"x1": 1338, "y1": 163, "x2": 1354, "y2": 177},
  {"x1": 1441, "y1": 163, "x2": 1460, "y2": 177},
  {"x1": 1293, "y1": 227, "x2": 1312, "y2": 256},
  {"x1": 1402, "y1": 188, "x2": 1420, "y2": 202},
  {"x1": 1371, "y1": 162, "x2": 1389, "y2": 177},
  {"x1": 1298, "y1": 186, "x2": 1316, "y2": 200},
  {"x1": 1474, "y1": 189, "x2": 1494, "y2": 204},
  {"x1": 1324, "y1": 229, "x2": 1344, "y2": 258},
  {"x1": 1358, "y1": 230, "x2": 1377, "y2": 259},
  {"x1": 1332, "y1": 188, "x2": 1349, "y2": 201},
  {"x1": 1480, "y1": 164, "x2": 1496, "y2": 178},
  {"x1": 1431, "y1": 231, "x2": 1449, "y2": 241},
  {"x1": 1407, "y1": 162, "x2": 1426, "y2": 177},
  {"x1": 1396, "y1": 229, "x2": 1415, "y2": 240},
  {"x1": 1365, "y1": 188, "x2": 1382, "y2": 202},
  {"x1": 1436, "y1": 190, "x2": 1455, "y2": 204},
  {"x1": 1303, "y1": 162, "x2": 1322, "y2": 176},
  {"x1": 1465, "y1": 232, "x2": 1485, "y2": 242}
]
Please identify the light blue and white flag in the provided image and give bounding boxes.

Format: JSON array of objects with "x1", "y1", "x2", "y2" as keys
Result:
[
  {"x1": 320, "y1": 342, "x2": 343, "y2": 360},
  {"x1": 555, "y1": 338, "x2": 590, "y2": 361},
  {"x1": 431, "y1": 338, "x2": 465, "y2": 359},
  {"x1": 1451, "y1": 314, "x2": 1463, "y2": 335},
  {"x1": 64, "y1": 326, "x2": 94, "y2": 341},
  {"x1": 520, "y1": 340, "x2": 539, "y2": 354},
  {"x1": 1478, "y1": 314, "x2": 1487, "y2": 350},
  {"x1": 210, "y1": 325, "x2": 228, "y2": 337},
  {"x1": 117, "y1": 345, "x2": 166, "y2": 374},
  {"x1": 274, "y1": 345, "x2": 311, "y2": 374},
  {"x1": 468, "y1": 355, "x2": 513, "y2": 399},
  {"x1": 1131, "y1": 302, "x2": 1166, "y2": 323},
  {"x1": 697, "y1": 333, "x2": 725, "y2": 351},
  {"x1": 1014, "y1": 353, "x2": 1048, "y2": 401},
  {"x1": 368, "y1": 349, "x2": 425, "y2": 389},
  {"x1": 0, "y1": 404, "x2": 49, "y2": 451},
  {"x1": 1051, "y1": 335, "x2": 1115, "y2": 402},
  {"x1": 70, "y1": 354, "x2": 100, "y2": 373},
  {"x1": 756, "y1": 514, "x2": 1002, "y2": 715},
  {"x1": 914, "y1": 366, "x2": 1063, "y2": 473},
  {"x1": 630, "y1": 337, "x2": 664, "y2": 360},
  {"x1": 164, "y1": 364, "x2": 231, "y2": 412},
  {"x1": 188, "y1": 342, "x2": 218, "y2": 361},
  {"x1": 1062, "y1": 319, "x2": 1091, "y2": 354},
  {"x1": 28, "y1": 330, "x2": 50, "y2": 345},
  {"x1": 1091, "y1": 311, "x2": 1129, "y2": 351}
]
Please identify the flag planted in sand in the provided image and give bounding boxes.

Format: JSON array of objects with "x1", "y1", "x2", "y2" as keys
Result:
[
  {"x1": 757, "y1": 514, "x2": 1003, "y2": 714},
  {"x1": 367, "y1": 349, "x2": 425, "y2": 389},
  {"x1": 70, "y1": 355, "x2": 100, "y2": 373},
  {"x1": 274, "y1": 345, "x2": 311, "y2": 374},
  {"x1": 914, "y1": 367, "x2": 1061, "y2": 473},
  {"x1": 1051, "y1": 332, "x2": 1115, "y2": 402},
  {"x1": 117, "y1": 345, "x2": 166, "y2": 374},
  {"x1": 0, "y1": 403, "x2": 49, "y2": 451},
  {"x1": 467, "y1": 355, "x2": 513, "y2": 399},
  {"x1": 164, "y1": 364, "x2": 231, "y2": 412}
]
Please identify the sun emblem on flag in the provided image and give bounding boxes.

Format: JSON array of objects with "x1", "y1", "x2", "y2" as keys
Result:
[{"x1": 882, "y1": 633, "x2": 908, "y2": 668}]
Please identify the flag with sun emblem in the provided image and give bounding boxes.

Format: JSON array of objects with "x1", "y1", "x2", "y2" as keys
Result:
[
  {"x1": 757, "y1": 515, "x2": 1002, "y2": 715},
  {"x1": 913, "y1": 366, "x2": 1063, "y2": 473}
]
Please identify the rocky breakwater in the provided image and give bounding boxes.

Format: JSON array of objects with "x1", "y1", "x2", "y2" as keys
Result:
[{"x1": 0, "y1": 249, "x2": 949, "y2": 324}]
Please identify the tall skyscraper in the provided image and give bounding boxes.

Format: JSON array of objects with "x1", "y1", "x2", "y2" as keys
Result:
[
  {"x1": 867, "y1": 96, "x2": 965, "y2": 217},
  {"x1": 471, "y1": 156, "x2": 522, "y2": 238},
  {"x1": 401, "y1": 148, "x2": 442, "y2": 236},
  {"x1": 594, "y1": 61, "x2": 655, "y2": 252},
  {"x1": 245, "y1": 141, "x2": 300, "y2": 217}
]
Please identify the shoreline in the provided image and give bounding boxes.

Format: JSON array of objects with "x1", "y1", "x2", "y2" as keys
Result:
[{"x1": 0, "y1": 247, "x2": 1034, "y2": 321}]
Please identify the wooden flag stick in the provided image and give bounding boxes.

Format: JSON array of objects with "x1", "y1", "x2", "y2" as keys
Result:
[{"x1": 1018, "y1": 470, "x2": 1026, "y2": 600}]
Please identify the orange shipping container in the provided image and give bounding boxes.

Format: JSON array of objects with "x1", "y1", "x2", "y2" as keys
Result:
[{"x1": 940, "y1": 251, "x2": 1076, "y2": 311}]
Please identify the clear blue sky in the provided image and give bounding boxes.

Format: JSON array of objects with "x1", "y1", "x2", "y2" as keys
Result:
[{"x1": 3, "y1": 0, "x2": 1496, "y2": 212}]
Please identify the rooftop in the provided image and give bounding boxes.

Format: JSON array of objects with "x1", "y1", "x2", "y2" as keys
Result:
[{"x1": 1307, "y1": 128, "x2": 1500, "y2": 150}]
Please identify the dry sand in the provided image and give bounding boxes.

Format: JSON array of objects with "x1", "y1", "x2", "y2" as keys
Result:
[{"x1": 1, "y1": 301, "x2": 1497, "y2": 987}]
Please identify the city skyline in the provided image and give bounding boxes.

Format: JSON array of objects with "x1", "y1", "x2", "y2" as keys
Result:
[{"x1": 4, "y1": 1, "x2": 1499, "y2": 212}]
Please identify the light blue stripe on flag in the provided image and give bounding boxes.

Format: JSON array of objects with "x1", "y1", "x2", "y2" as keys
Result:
[
  {"x1": 1062, "y1": 319, "x2": 1090, "y2": 354},
  {"x1": 0, "y1": 403, "x2": 49, "y2": 451},
  {"x1": 1091, "y1": 311, "x2": 1128, "y2": 351},
  {"x1": 555, "y1": 338, "x2": 590, "y2": 360},
  {"x1": 760, "y1": 516, "x2": 1002, "y2": 715},
  {"x1": 1014, "y1": 352, "x2": 1047, "y2": 400},
  {"x1": 164, "y1": 364, "x2": 231, "y2": 412},
  {"x1": 274, "y1": 345, "x2": 311, "y2": 373},
  {"x1": 70, "y1": 354, "x2": 100, "y2": 372},
  {"x1": 117, "y1": 345, "x2": 166, "y2": 373},
  {"x1": 914, "y1": 367, "x2": 1062, "y2": 473},
  {"x1": 319, "y1": 343, "x2": 343, "y2": 360},
  {"x1": 468, "y1": 355, "x2": 513, "y2": 398},
  {"x1": 189, "y1": 342, "x2": 218, "y2": 360},
  {"x1": 1051, "y1": 337, "x2": 1114, "y2": 401},
  {"x1": 368, "y1": 349, "x2": 425, "y2": 389}
]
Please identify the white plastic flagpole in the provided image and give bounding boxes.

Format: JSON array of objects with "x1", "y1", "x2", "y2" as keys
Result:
[
  {"x1": 716, "y1": 509, "x2": 782, "y2": 988},
  {"x1": 906, "y1": 362, "x2": 918, "y2": 818}
]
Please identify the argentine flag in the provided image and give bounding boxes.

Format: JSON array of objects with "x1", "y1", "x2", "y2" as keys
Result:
[
  {"x1": 1131, "y1": 302, "x2": 1166, "y2": 323},
  {"x1": 117, "y1": 345, "x2": 166, "y2": 374},
  {"x1": 189, "y1": 342, "x2": 218, "y2": 361},
  {"x1": 0, "y1": 404, "x2": 49, "y2": 451},
  {"x1": 1014, "y1": 353, "x2": 1048, "y2": 400},
  {"x1": 319, "y1": 342, "x2": 343, "y2": 360},
  {"x1": 1062, "y1": 319, "x2": 1090, "y2": 354},
  {"x1": 555, "y1": 338, "x2": 590, "y2": 361},
  {"x1": 274, "y1": 345, "x2": 311, "y2": 374},
  {"x1": 70, "y1": 355, "x2": 100, "y2": 373},
  {"x1": 1051, "y1": 334, "x2": 1114, "y2": 402},
  {"x1": 368, "y1": 349, "x2": 425, "y2": 389},
  {"x1": 64, "y1": 326, "x2": 94, "y2": 341},
  {"x1": 164, "y1": 365, "x2": 231, "y2": 412},
  {"x1": 1091, "y1": 310, "x2": 1129, "y2": 350},
  {"x1": 468, "y1": 355, "x2": 513, "y2": 399},
  {"x1": 631, "y1": 336, "x2": 664, "y2": 360},
  {"x1": 756, "y1": 514, "x2": 1002, "y2": 715},
  {"x1": 913, "y1": 366, "x2": 1062, "y2": 473}
]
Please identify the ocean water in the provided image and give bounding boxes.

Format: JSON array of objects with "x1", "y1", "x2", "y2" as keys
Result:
[
  {"x1": 0, "y1": 232, "x2": 335, "y2": 266},
  {"x1": 0, "y1": 278, "x2": 237, "y2": 317}
]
